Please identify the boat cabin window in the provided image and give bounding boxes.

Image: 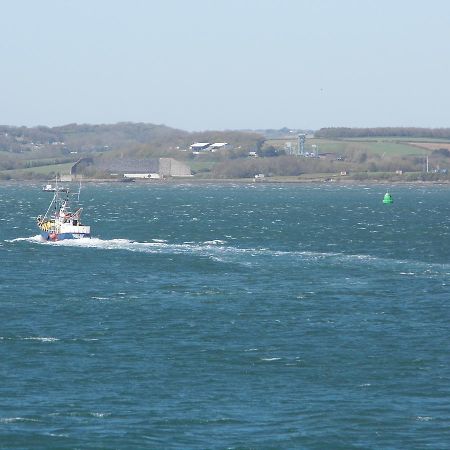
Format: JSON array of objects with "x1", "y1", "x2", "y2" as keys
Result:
[{"x1": 73, "y1": 219, "x2": 78, "y2": 225}]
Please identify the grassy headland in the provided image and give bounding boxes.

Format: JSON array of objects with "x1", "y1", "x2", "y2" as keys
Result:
[{"x1": 0, "y1": 124, "x2": 449, "y2": 182}]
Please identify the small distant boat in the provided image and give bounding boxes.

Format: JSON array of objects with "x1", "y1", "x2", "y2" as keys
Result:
[
  {"x1": 37, "y1": 180, "x2": 91, "y2": 241},
  {"x1": 42, "y1": 183, "x2": 68, "y2": 193}
]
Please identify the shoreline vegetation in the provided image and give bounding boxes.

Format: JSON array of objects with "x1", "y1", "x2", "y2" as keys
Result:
[{"x1": 1, "y1": 123, "x2": 450, "y2": 183}]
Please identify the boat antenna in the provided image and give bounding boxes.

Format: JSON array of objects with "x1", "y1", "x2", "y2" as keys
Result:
[
  {"x1": 44, "y1": 192, "x2": 57, "y2": 218},
  {"x1": 77, "y1": 180, "x2": 82, "y2": 201}
]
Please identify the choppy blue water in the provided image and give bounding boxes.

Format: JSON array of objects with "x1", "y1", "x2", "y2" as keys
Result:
[{"x1": 0, "y1": 181, "x2": 449, "y2": 449}]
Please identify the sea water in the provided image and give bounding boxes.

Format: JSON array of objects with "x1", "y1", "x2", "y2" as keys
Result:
[{"x1": 0, "y1": 182, "x2": 449, "y2": 449}]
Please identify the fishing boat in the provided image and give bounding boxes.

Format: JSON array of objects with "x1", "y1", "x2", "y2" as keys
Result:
[{"x1": 37, "y1": 180, "x2": 91, "y2": 241}]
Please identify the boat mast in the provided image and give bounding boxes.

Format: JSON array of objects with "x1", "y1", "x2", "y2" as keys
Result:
[{"x1": 44, "y1": 192, "x2": 57, "y2": 218}]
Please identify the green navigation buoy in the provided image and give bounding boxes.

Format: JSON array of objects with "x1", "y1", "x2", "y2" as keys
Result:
[{"x1": 383, "y1": 192, "x2": 393, "y2": 204}]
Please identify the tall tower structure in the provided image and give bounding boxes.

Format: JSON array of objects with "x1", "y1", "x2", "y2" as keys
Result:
[{"x1": 298, "y1": 134, "x2": 306, "y2": 156}]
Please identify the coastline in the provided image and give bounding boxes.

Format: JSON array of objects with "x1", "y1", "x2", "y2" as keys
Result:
[{"x1": 2, "y1": 177, "x2": 450, "y2": 186}]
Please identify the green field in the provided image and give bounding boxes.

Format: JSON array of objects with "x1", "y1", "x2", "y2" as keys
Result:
[
  {"x1": 189, "y1": 160, "x2": 216, "y2": 173},
  {"x1": 265, "y1": 137, "x2": 439, "y2": 157},
  {"x1": 0, "y1": 162, "x2": 73, "y2": 178}
]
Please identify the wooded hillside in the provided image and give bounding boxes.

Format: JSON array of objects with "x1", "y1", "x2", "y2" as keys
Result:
[{"x1": 0, "y1": 122, "x2": 263, "y2": 177}]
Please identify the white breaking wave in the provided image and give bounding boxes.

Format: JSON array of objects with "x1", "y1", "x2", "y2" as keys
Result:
[
  {"x1": 89, "y1": 412, "x2": 111, "y2": 418},
  {"x1": 0, "y1": 336, "x2": 59, "y2": 343},
  {"x1": 23, "y1": 337, "x2": 59, "y2": 342},
  {"x1": 0, "y1": 417, "x2": 39, "y2": 423},
  {"x1": 203, "y1": 239, "x2": 227, "y2": 245}
]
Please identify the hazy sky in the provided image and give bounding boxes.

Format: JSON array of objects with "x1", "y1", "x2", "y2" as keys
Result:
[{"x1": 1, "y1": 0, "x2": 449, "y2": 131}]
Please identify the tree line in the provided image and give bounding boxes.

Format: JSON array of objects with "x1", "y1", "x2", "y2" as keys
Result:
[{"x1": 315, "y1": 127, "x2": 450, "y2": 139}]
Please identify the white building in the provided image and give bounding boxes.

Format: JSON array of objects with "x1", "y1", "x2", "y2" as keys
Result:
[
  {"x1": 209, "y1": 142, "x2": 230, "y2": 152},
  {"x1": 124, "y1": 173, "x2": 161, "y2": 179},
  {"x1": 190, "y1": 142, "x2": 211, "y2": 151},
  {"x1": 189, "y1": 142, "x2": 231, "y2": 152}
]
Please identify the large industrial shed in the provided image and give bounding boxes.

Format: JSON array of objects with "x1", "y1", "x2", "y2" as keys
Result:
[{"x1": 70, "y1": 157, "x2": 191, "y2": 179}]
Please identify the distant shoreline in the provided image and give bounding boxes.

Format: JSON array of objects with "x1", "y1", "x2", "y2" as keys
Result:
[{"x1": 2, "y1": 177, "x2": 450, "y2": 186}]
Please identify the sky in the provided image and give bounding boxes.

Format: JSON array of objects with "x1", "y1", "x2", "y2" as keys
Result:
[{"x1": 1, "y1": 0, "x2": 450, "y2": 131}]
